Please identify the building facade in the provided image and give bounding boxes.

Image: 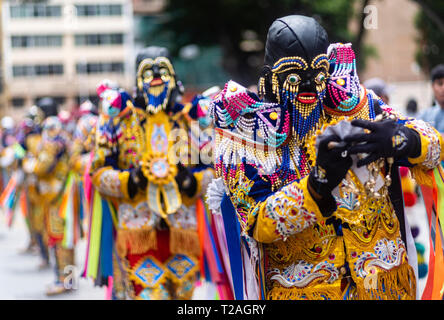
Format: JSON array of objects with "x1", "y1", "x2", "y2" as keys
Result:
[
  {"x1": 2, "y1": 0, "x2": 134, "y2": 117},
  {"x1": 358, "y1": 0, "x2": 434, "y2": 113}
]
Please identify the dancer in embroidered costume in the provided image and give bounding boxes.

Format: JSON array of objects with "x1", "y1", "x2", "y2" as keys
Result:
[
  {"x1": 16, "y1": 106, "x2": 48, "y2": 263},
  {"x1": 20, "y1": 98, "x2": 74, "y2": 295},
  {"x1": 91, "y1": 47, "x2": 213, "y2": 300},
  {"x1": 209, "y1": 15, "x2": 443, "y2": 300}
]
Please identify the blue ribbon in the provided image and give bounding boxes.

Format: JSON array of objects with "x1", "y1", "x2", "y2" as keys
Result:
[
  {"x1": 100, "y1": 199, "x2": 114, "y2": 279},
  {"x1": 221, "y1": 194, "x2": 243, "y2": 300}
]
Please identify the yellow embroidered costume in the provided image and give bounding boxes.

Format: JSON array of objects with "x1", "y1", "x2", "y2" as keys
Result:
[
  {"x1": 25, "y1": 114, "x2": 72, "y2": 295},
  {"x1": 209, "y1": 16, "x2": 443, "y2": 300},
  {"x1": 91, "y1": 47, "x2": 212, "y2": 300}
]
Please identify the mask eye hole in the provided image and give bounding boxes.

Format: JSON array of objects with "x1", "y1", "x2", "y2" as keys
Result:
[
  {"x1": 286, "y1": 73, "x2": 301, "y2": 85},
  {"x1": 143, "y1": 69, "x2": 153, "y2": 79},
  {"x1": 159, "y1": 67, "x2": 169, "y2": 76},
  {"x1": 315, "y1": 72, "x2": 326, "y2": 84}
]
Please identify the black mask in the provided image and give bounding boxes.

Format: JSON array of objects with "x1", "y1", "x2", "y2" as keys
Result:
[{"x1": 258, "y1": 15, "x2": 329, "y2": 139}]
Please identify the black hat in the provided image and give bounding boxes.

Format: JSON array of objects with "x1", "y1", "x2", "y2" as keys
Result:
[
  {"x1": 135, "y1": 46, "x2": 172, "y2": 70},
  {"x1": 264, "y1": 15, "x2": 329, "y2": 66},
  {"x1": 37, "y1": 97, "x2": 59, "y2": 118},
  {"x1": 431, "y1": 64, "x2": 444, "y2": 82}
]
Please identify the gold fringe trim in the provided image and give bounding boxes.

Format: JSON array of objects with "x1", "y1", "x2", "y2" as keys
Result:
[
  {"x1": 267, "y1": 286, "x2": 342, "y2": 300},
  {"x1": 116, "y1": 228, "x2": 157, "y2": 257},
  {"x1": 356, "y1": 263, "x2": 416, "y2": 300},
  {"x1": 410, "y1": 166, "x2": 433, "y2": 188},
  {"x1": 169, "y1": 227, "x2": 201, "y2": 258}
]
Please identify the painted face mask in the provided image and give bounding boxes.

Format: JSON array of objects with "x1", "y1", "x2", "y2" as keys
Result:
[
  {"x1": 259, "y1": 15, "x2": 330, "y2": 140},
  {"x1": 268, "y1": 54, "x2": 329, "y2": 117},
  {"x1": 100, "y1": 89, "x2": 122, "y2": 118},
  {"x1": 137, "y1": 56, "x2": 176, "y2": 114},
  {"x1": 42, "y1": 116, "x2": 62, "y2": 140}
]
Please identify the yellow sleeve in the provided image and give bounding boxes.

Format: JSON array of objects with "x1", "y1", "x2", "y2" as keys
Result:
[
  {"x1": 250, "y1": 176, "x2": 325, "y2": 243},
  {"x1": 33, "y1": 142, "x2": 60, "y2": 177},
  {"x1": 223, "y1": 165, "x2": 324, "y2": 243},
  {"x1": 380, "y1": 105, "x2": 443, "y2": 187},
  {"x1": 405, "y1": 121, "x2": 442, "y2": 169},
  {"x1": 91, "y1": 166, "x2": 131, "y2": 200}
]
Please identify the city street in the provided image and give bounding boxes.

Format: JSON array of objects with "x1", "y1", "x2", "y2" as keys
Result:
[{"x1": 0, "y1": 213, "x2": 105, "y2": 300}]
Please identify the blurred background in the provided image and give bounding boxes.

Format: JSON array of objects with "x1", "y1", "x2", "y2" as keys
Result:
[{"x1": 0, "y1": 0, "x2": 443, "y2": 120}]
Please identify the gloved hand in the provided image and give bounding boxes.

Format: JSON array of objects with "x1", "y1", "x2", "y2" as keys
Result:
[
  {"x1": 175, "y1": 163, "x2": 197, "y2": 198},
  {"x1": 344, "y1": 119, "x2": 421, "y2": 167},
  {"x1": 308, "y1": 134, "x2": 353, "y2": 217},
  {"x1": 127, "y1": 167, "x2": 148, "y2": 198}
]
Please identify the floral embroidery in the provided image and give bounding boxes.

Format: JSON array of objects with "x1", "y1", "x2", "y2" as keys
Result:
[
  {"x1": 354, "y1": 237, "x2": 406, "y2": 278},
  {"x1": 405, "y1": 119, "x2": 441, "y2": 169},
  {"x1": 118, "y1": 201, "x2": 161, "y2": 229},
  {"x1": 264, "y1": 182, "x2": 317, "y2": 240},
  {"x1": 99, "y1": 170, "x2": 123, "y2": 197},
  {"x1": 270, "y1": 260, "x2": 339, "y2": 288}
]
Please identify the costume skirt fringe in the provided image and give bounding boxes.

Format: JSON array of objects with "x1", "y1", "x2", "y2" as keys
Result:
[
  {"x1": 356, "y1": 263, "x2": 416, "y2": 300},
  {"x1": 116, "y1": 228, "x2": 157, "y2": 257},
  {"x1": 169, "y1": 227, "x2": 200, "y2": 258}
]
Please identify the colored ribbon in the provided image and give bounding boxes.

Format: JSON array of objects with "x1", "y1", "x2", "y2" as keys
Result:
[{"x1": 420, "y1": 165, "x2": 444, "y2": 300}]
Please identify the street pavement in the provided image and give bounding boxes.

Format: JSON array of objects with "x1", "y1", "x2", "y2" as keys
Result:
[{"x1": 0, "y1": 213, "x2": 105, "y2": 300}]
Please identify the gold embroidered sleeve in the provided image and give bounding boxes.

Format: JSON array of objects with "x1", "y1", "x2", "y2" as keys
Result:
[
  {"x1": 381, "y1": 105, "x2": 442, "y2": 169},
  {"x1": 404, "y1": 120, "x2": 442, "y2": 169},
  {"x1": 224, "y1": 169, "x2": 324, "y2": 243},
  {"x1": 91, "y1": 166, "x2": 130, "y2": 199},
  {"x1": 381, "y1": 105, "x2": 443, "y2": 187},
  {"x1": 33, "y1": 143, "x2": 60, "y2": 177},
  {"x1": 251, "y1": 176, "x2": 324, "y2": 243}
]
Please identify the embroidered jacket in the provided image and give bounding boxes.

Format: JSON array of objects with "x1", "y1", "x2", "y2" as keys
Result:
[
  {"x1": 212, "y1": 78, "x2": 443, "y2": 300},
  {"x1": 90, "y1": 101, "x2": 212, "y2": 264}
]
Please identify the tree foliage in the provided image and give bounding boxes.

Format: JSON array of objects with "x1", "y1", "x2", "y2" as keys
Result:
[
  {"x1": 154, "y1": 0, "x2": 357, "y2": 86},
  {"x1": 413, "y1": 0, "x2": 444, "y2": 74}
]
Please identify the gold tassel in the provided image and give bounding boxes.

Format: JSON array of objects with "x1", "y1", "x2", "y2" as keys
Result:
[
  {"x1": 410, "y1": 166, "x2": 434, "y2": 188},
  {"x1": 169, "y1": 227, "x2": 201, "y2": 258},
  {"x1": 116, "y1": 228, "x2": 157, "y2": 257}
]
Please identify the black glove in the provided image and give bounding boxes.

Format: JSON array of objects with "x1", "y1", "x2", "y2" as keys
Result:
[
  {"x1": 308, "y1": 134, "x2": 353, "y2": 217},
  {"x1": 175, "y1": 164, "x2": 197, "y2": 198},
  {"x1": 344, "y1": 119, "x2": 421, "y2": 167},
  {"x1": 128, "y1": 167, "x2": 148, "y2": 198}
]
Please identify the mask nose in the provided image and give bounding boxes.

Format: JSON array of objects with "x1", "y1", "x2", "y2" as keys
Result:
[
  {"x1": 299, "y1": 78, "x2": 315, "y2": 92},
  {"x1": 152, "y1": 65, "x2": 160, "y2": 78}
]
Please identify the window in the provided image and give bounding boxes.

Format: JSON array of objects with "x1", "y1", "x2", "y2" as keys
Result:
[
  {"x1": 10, "y1": 4, "x2": 61, "y2": 18},
  {"x1": 75, "y1": 4, "x2": 122, "y2": 17},
  {"x1": 12, "y1": 64, "x2": 64, "y2": 77},
  {"x1": 76, "y1": 62, "x2": 124, "y2": 74},
  {"x1": 11, "y1": 35, "x2": 63, "y2": 48},
  {"x1": 76, "y1": 95, "x2": 99, "y2": 106},
  {"x1": 11, "y1": 97, "x2": 25, "y2": 108},
  {"x1": 75, "y1": 33, "x2": 124, "y2": 46},
  {"x1": 34, "y1": 96, "x2": 65, "y2": 106}
]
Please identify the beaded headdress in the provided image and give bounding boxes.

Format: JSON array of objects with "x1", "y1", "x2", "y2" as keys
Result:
[{"x1": 323, "y1": 43, "x2": 362, "y2": 115}]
